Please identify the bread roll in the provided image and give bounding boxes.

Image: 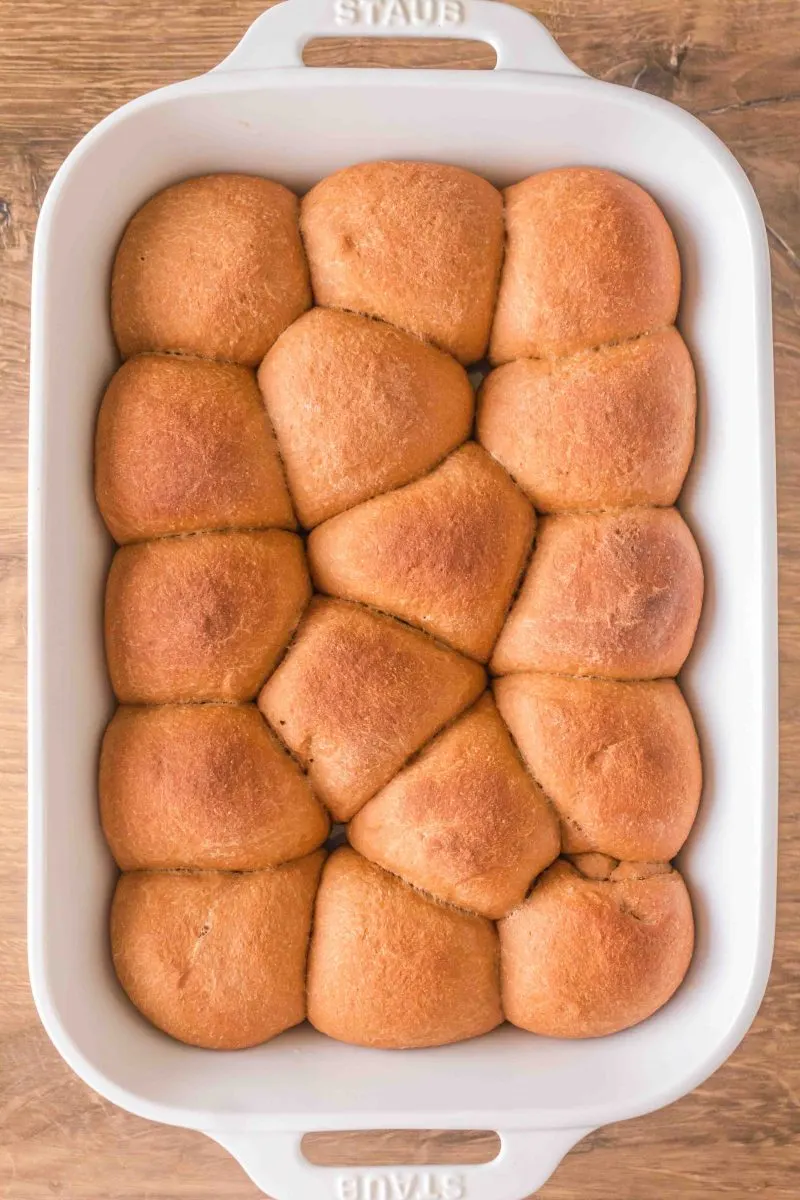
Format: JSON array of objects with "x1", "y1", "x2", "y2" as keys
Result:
[
  {"x1": 494, "y1": 674, "x2": 701, "y2": 861},
  {"x1": 258, "y1": 597, "x2": 484, "y2": 821},
  {"x1": 300, "y1": 161, "x2": 503, "y2": 364},
  {"x1": 95, "y1": 354, "x2": 295, "y2": 544},
  {"x1": 258, "y1": 309, "x2": 473, "y2": 527},
  {"x1": 111, "y1": 174, "x2": 310, "y2": 365},
  {"x1": 490, "y1": 167, "x2": 681, "y2": 363},
  {"x1": 307, "y1": 848, "x2": 502, "y2": 1049},
  {"x1": 105, "y1": 530, "x2": 310, "y2": 703},
  {"x1": 111, "y1": 851, "x2": 324, "y2": 1049},
  {"x1": 349, "y1": 694, "x2": 559, "y2": 919},
  {"x1": 492, "y1": 507, "x2": 703, "y2": 679},
  {"x1": 100, "y1": 704, "x2": 329, "y2": 871},
  {"x1": 308, "y1": 444, "x2": 535, "y2": 661},
  {"x1": 499, "y1": 858, "x2": 694, "y2": 1038},
  {"x1": 477, "y1": 328, "x2": 696, "y2": 511}
]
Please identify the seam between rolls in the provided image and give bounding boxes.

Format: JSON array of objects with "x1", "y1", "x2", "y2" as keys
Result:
[
  {"x1": 488, "y1": 666, "x2": 679, "y2": 684},
  {"x1": 292, "y1": 298, "x2": 478, "y2": 366},
  {"x1": 260, "y1": 668, "x2": 487, "y2": 826},
  {"x1": 341, "y1": 684, "x2": 558, "y2": 922},
  {"x1": 103, "y1": 400, "x2": 476, "y2": 544},
  {"x1": 113, "y1": 522, "x2": 299, "y2": 548},
  {"x1": 311, "y1": 591, "x2": 490, "y2": 665},
  {"x1": 119, "y1": 345, "x2": 265, "y2": 370},
  {"x1": 299, "y1": 433, "x2": 477, "y2": 539},
  {"x1": 257, "y1": 704, "x2": 338, "y2": 823},
  {"x1": 488, "y1": 689, "x2": 564, "y2": 845},
  {"x1": 565, "y1": 857, "x2": 675, "y2": 884},
  {"x1": 532, "y1": 502, "x2": 678, "y2": 517},
  {"x1": 342, "y1": 842, "x2": 501, "y2": 925},
  {"x1": 488, "y1": 322, "x2": 677, "y2": 370},
  {"x1": 117, "y1": 856, "x2": 315, "y2": 879},
  {"x1": 102, "y1": 170, "x2": 699, "y2": 1052},
  {"x1": 483, "y1": 507, "x2": 538, "y2": 665},
  {"x1": 302, "y1": 856, "x2": 324, "y2": 1021},
  {"x1": 354, "y1": 686, "x2": 493, "y2": 804},
  {"x1": 256, "y1": 380, "x2": 302, "y2": 531},
  {"x1": 102, "y1": 260, "x2": 698, "y2": 820},
  {"x1": 292, "y1": 427, "x2": 474, "y2": 535}
]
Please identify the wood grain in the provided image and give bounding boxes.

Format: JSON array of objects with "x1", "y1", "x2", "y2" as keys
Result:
[{"x1": 1, "y1": 1, "x2": 798, "y2": 1196}]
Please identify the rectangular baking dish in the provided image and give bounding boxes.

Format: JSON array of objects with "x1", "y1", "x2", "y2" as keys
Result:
[{"x1": 28, "y1": 2, "x2": 778, "y2": 1197}]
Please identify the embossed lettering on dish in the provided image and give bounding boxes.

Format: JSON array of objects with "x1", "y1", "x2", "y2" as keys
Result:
[
  {"x1": 333, "y1": 0, "x2": 465, "y2": 27},
  {"x1": 335, "y1": 1171, "x2": 466, "y2": 1200}
]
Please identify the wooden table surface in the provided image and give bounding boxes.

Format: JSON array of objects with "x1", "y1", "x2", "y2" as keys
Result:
[{"x1": 1, "y1": 1, "x2": 798, "y2": 1196}]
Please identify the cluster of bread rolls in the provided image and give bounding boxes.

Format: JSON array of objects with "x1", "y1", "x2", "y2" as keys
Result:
[{"x1": 98, "y1": 162, "x2": 701, "y2": 1052}]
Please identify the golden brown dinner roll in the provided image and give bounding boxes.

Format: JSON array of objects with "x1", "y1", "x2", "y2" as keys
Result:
[
  {"x1": 477, "y1": 328, "x2": 696, "y2": 511},
  {"x1": 257, "y1": 309, "x2": 473, "y2": 528},
  {"x1": 499, "y1": 857, "x2": 694, "y2": 1038},
  {"x1": 349, "y1": 694, "x2": 559, "y2": 919},
  {"x1": 300, "y1": 161, "x2": 504, "y2": 364},
  {"x1": 307, "y1": 848, "x2": 502, "y2": 1049},
  {"x1": 492, "y1": 507, "x2": 703, "y2": 679},
  {"x1": 494, "y1": 674, "x2": 701, "y2": 861},
  {"x1": 111, "y1": 174, "x2": 310, "y2": 365},
  {"x1": 95, "y1": 354, "x2": 295, "y2": 543},
  {"x1": 111, "y1": 851, "x2": 324, "y2": 1049},
  {"x1": 100, "y1": 704, "x2": 328, "y2": 871},
  {"x1": 308, "y1": 444, "x2": 535, "y2": 661},
  {"x1": 105, "y1": 530, "x2": 310, "y2": 703},
  {"x1": 490, "y1": 167, "x2": 681, "y2": 363},
  {"x1": 258, "y1": 597, "x2": 484, "y2": 821}
]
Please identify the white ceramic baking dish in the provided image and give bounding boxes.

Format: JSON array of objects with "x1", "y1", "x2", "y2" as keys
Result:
[{"x1": 28, "y1": 2, "x2": 778, "y2": 1196}]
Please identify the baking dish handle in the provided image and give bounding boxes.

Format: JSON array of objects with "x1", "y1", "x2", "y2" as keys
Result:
[
  {"x1": 213, "y1": 0, "x2": 585, "y2": 75},
  {"x1": 211, "y1": 1127, "x2": 594, "y2": 1199}
]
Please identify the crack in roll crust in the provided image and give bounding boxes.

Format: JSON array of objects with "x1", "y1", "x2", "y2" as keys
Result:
[
  {"x1": 307, "y1": 847, "x2": 503, "y2": 1049},
  {"x1": 349, "y1": 693, "x2": 560, "y2": 919},
  {"x1": 95, "y1": 354, "x2": 296, "y2": 543},
  {"x1": 100, "y1": 704, "x2": 329, "y2": 871}
]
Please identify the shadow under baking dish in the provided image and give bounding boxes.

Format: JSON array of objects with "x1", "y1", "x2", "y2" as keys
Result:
[{"x1": 28, "y1": 61, "x2": 776, "y2": 1137}]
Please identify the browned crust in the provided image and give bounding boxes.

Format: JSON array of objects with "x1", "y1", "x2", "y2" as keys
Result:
[
  {"x1": 258, "y1": 597, "x2": 485, "y2": 821},
  {"x1": 494, "y1": 674, "x2": 702, "y2": 861},
  {"x1": 349, "y1": 694, "x2": 560, "y2": 919},
  {"x1": 257, "y1": 308, "x2": 474, "y2": 528},
  {"x1": 490, "y1": 167, "x2": 680, "y2": 363},
  {"x1": 308, "y1": 443, "x2": 536, "y2": 662},
  {"x1": 307, "y1": 848, "x2": 502, "y2": 1049},
  {"x1": 491, "y1": 507, "x2": 704, "y2": 680},
  {"x1": 111, "y1": 174, "x2": 311, "y2": 365},
  {"x1": 105, "y1": 530, "x2": 311, "y2": 703},
  {"x1": 100, "y1": 162, "x2": 700, "y2": 1053},
  {"x1": 99, "y1": 704, "x2": 329, "y2": 870},
  {"x1": 477, "y1": 327, "x2": 696, "y2": 511},
  {"x1": 95, "y1": 354, "x2": 295, "y2": 543},
  {"x1": 300, "y1": 161, "x2": 504, "y2": 364},
  {"x1": 499, "y1": 858, "x2": 694, "y2": 1038},
  {"x1": 110, "y1": 851, "x2": 325, "y2": 1049}
]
